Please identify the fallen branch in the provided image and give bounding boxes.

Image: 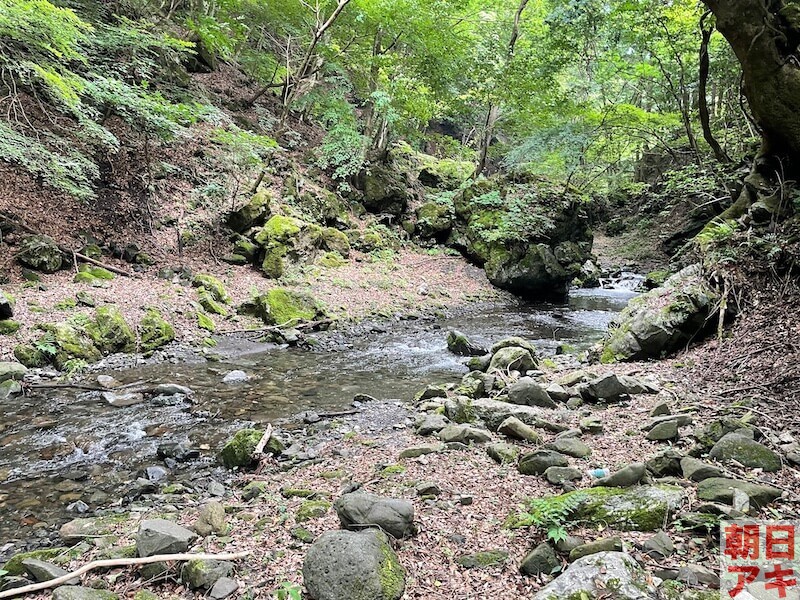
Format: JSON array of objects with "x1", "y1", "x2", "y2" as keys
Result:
[
  {"x1": 219, "y1": 318, "x2": 334, "y2": 336},
  {"x1": 252, "y1": 423, "x2": 273, "y2": 458},
  {"x1": 317, "y1": 409, "x2": 359, "y2": 418},
  {"x1": 0, "y1": 551, "x2": 251, "y2": 599}
]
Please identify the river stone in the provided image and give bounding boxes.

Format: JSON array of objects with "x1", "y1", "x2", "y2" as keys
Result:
[
  {"x1": 51, "y1": 588, "x2": 118, "y2": 600},
  {"x1": 568, "y1": 537, "x2": 623, "y2": 561},
  {"x1": 0, "y1": 379, "x2": 22, "y2": 400},
  {"x1": 136, "y1": 519, "x2": 198, "y2": 557},
  {"x1": 546, "y1": 437, "x2": 591, "y2": 458},
  {"x1": 415, "y1": 413, "x2": 449, "y2": 436},
  {"x1": 545, "y1": 466, "x2": 583, "y2": 485},
  {"x1": 19, "y1": 235, "x2": 63, "y2": 273},
  {"x1": 181, "y1": 559, "x2": 232, "y2": 589},
  {"x1": 222, "y1": 370, "x2": 249, "y2": 383},
  {"x1": 399, "y1": 443, "x2": 444, "y2": 459},
  {"x1": 0, "y1": 362, "x2": 27, "y2": 383},
  {"x1": 643, "y1": 530, "x2": 674, "y2": 558},
  {"x1": 533, "y1": 552, "x2": 656, "y2": 600},
  {"x1": 102, "y1": 391, "x2": 144, "y2": 408},
  {"x1": 646, "y1": 420, "x2": 679, "y2": 441},
  {"x1": 193, "y1": 501, "x2": 227, "y2": 536},
  {"x1": 579, "y1": 417, "x2": 603, "y2": 434},
  {"x1": 520, "y1": 542, "x2": 560, "y2": 576},
  {"x1": 59, "y1": 516, "x2": 117, "y2": 542},
  {"x1": 696, "y1": 477, "x2": 782, "y2": 508},
  {"x1": 456, "y1": 550, "x2": 509, "y2": 569},
  {"x1": 486, "y1": 442, "x2": 520, "y2": 464},
  {"x1": 545, "y1": 382, "x2": 571, "y2": 402},
  {"x1": 446, "y1": 330, "x2": 487, "y2": 356},
  {"x1": 708, "y1": 433, "x2": 782, "y2": 472},
  {"x1": 491, "y1": 336, "x2": 538, "y2": 356},
  {"x1": 489, "y1": 346, "x2": 536, "y2": 373},
  {"x1": 582, "y1": 373, "x2": 630, "y2": 401},
  {"x1": 210, "y1": 577, "x2": 239, "y2": 599},
  {"x1": 154, "y1": 383, "x2": 193, "y2": 396},
  {"x1": 219, "y1": 428, "x2": 264, "y2": 469},
  {"x1": 302, "y1": 529, "x2": 404, "y2": 600},
  {"x1": 593, "y1": 463, "x2": 646, "y2": 487},
  {"x1": 651, "y1": 402, "x2": 671, "y2": 417},
  {"x1": 573, "y1": 485, "x2": 684, "y2": 531},
  {"x1": 518, "y1": 450, "x2": 569, "y2": 475},
  {"x1": 22, "y1": 558, "x2": 78, "y2": 584},
  {"x1": 438, "y1": 424, "x2": 491, "y2": 444},
  {"x1": 497, "y1": 416, "x2": 541, "y2": 443},
  {"x1": 334, "y1": 492, "x2": 416, "y2": 539},
  {"x1": 680, "y1": 457, "x2": 722, "y2": 481},
  {"x1": 507, "y1": 377, "x2": 556, "y2": 408}
]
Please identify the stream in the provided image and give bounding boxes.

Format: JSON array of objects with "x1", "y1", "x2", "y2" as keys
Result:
[{"x1": 0, "y1": 279, "x2": 640, "y2": 552}]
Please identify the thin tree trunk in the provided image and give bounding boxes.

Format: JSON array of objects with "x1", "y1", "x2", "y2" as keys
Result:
[{"x1": 699, "y1": 12, "x2": 731, "y2": 163}]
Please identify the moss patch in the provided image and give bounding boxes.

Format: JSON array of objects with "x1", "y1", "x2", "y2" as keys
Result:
[
  {"x1": 138, "y1": 308, "x2": 175, "y2": 354},
  {"x1": 295, "y1": 500, "x2": 331, "y2": 522},
  {"x1": 219, "y1": 428, "x2": 263, "y2": 469}
]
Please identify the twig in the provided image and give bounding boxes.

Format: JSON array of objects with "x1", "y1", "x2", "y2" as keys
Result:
[
  {"x1": 0, "y1": 551, "x2": 251, "y2": 599},
  {"x1": 252, "y1": 423, "x2": 273, "y2": 458}
]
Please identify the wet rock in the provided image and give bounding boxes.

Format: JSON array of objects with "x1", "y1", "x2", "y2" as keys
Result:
[
  {"x1": 210, "y1": 577, "x2": 239, "y2": 599},
  {"x1": 102, "y1": 391, "x2": 144, "y2": 408},
  {"x1": 646, "y1": 420, "x2": 679, "y2": 441},
  {"x1": 438, "y1": 424, "x2": 491, "y2": 445},
  {"x1": 680, "y1": 457, "x2": 722, "y2": 481},
  {"x1": 157, "y1": 442, "x2": 199, "y2": 462},
  {"x1": 520, "y1": 542, "x2": 560, "y2": 576},
  {"x1": 546, "y1": 437, "x2": 591, "y2": 458},
  {"x1": 643, "y1": 530, "x2": 674, "y2": 558},
  {"x1": 486, "y1": 442, "x2": 520, "y2": 464},
  {"x1": 507, "y1": 377, "x2": 555, "y2": 408},
  {"x1": 708, "y1": 433, "x2": 781, "y2": 472},
  {"x1": 19, "y1": 235, "x2": 63, "y2": 273},
  {"x1": 399, "y1": 443, "x2": 444, "y2": 459},
  {"x1": 154, "y1": 383, "x2": 193, "y2": 396},
  {"x1": 489, "y1": 347, "x2": 536, "y2": 373},
  {"x1": 569, "y1": 537, "x2": 622, "y2": 561},
  {"x1": 334, "y1": 492, "x2": 416, "y2": 539},
  {"x1": 532, "y1": 552, "x2": 655, "y2": 600},
  {"x1": 22, "y1": 558, "x2": 79, "y2": 584},
  {"x1": 52, "y1": 588, "x2": 118, "y2": 600},
  {"x1": 446, "y1": 330, "x2": 487, "y2": 357},
  {"x1": 696, "y1": 477, "x2": 782, "y2": 508},
  {"x1": 518, "y1": 450, "x2": 569, "y2": 475},
  {"x1": 194, "y1": 501, "x2": 227, "y2": 537},
  {"x1": 593, "y1": 463, "x2": 646, "y2": 487},
  {"x1": 144, "y1": 466, "x2": 168, "y2": 482},
  {"x1": 222, "y1": 370, "x2": 250, "y2": 384},
  {"x1": 545, "y1": 466, "x2": 583, "y2": 485},
  {"x1": 456, "y1": 550, "x2": 508, "y2": 569},
  {"x1": 0, "y1": 379, "x2": 22, "y2": 400},
  {"x1": 136, "y1": 519, "x2": 198, "y2": 557},
  {"x1": 0, "y1": 362, "x2": 27, "y2": 383},
  {"x1": 498, "y1": 416, "x2": 541, "y2": 443},
  {"x1": 415, "y1": 413, "x2": 449, "y2": 436},
  {"x1": 303, "y1": 529, "x2": 405, "y2": 600},
  {"x1": 181, "y1": 559, "x2": 232, "y2": 589}
]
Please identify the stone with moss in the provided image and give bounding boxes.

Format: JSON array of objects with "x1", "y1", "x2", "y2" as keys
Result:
[
  {"x1": 360, "y1": 162, "x2": 412, "y2": 216},
  {"x1": 197, "y1": 290, "x2": 229, "y2": 316},
  {"x1": 192, "y1": 274, "x2": 231, "y2": 304},
  {"x1": 708, "y1": 432, "x2": 781, "y2": 472},
  {"x1": 78, "y1": 264, "x2": 115, "y2": 281},
  {"x1": 84, "y1": 307, "x2": 136, "y2": 354},
  {"x1": 0, "y1": 320, "x2": 20, "y2": 335},
  {"x1": 197, "y1": 311, "x2": 215, "y2": 332},
  {"x1": 3, "y1": 547, "x2": 74, "y2": 576},
  {"x1": 38, "y1": 322, "x2": 101, "y2": 369},
  {"x1": 18, "y1": 235, "x2": 63, "y2": 273},
  {"x1": 321, "y1": 227, "x2": 351, "y2": 257},
  {"x1": 51, "y1": 587, "x2": 119, "y2": 600},
  {"x1": 302, "y1": 529, "x2": 405, "y2": 600},
  {"x1": 457, "y1": 550, "x2": 509, "y2": 569},
  {"x1": 138, "y1": 308, "x2": 175, "y2": 354},
  {"x1": 296, "y1": 500, "x2": 331, "y2": 522},
  {"x1": 227, "y1": 190, "x2": 272, "y2": 232},
  {"x1": 317, "y1": 251, "x2": 347, "y2": 268},
  {"x1": 180, "y1": 558, "x2": 232, "y2": 590},
  {"x1": 13, "y1": 344, "x2": 46, "y2": 368},
  {"x1": 416, "y1": 201, "x2": 454, "y2": 239},
  {"x1": 132, "y1": 591, "x2": 159, "y2": 600},
  {"x1": 256, "y1": 288, "x2": 325, "y2": 326},
  {"x1": 219, "y1": 428, "x2": 264, "y2": 469}
]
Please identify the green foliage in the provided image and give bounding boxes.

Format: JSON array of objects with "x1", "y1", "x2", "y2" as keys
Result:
[
  {"x1": 273, "y1": 582, "x2": 302, "y2": 600},
  {"x1": 511, "y1": 491, "x2": 587, "y2": 543},
  {"x1": 695, "y1": 220, "x2": 738, "y2": 250},
  {"x1": 469, "y1": 190, "x2": 556, "y2": 244},
  {"x1": 312, "y1": 92, "x2": 366, "y2": 185},
  {"x1": 212, "y1": 127, "x2": 278, "y2": 167}
]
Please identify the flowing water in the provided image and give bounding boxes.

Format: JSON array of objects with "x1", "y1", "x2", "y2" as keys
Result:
[{"x1": 0, "y1": 281, "x2": 639, "y2": 549}]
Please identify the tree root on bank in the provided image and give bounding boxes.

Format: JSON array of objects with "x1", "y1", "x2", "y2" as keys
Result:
[{"x1": 0, "y1": 551, "x2": 251, "y2": 598}]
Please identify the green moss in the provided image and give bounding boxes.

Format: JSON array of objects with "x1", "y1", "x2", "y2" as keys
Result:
[
  {"x1": 261, "y1": 245, "x2": 287, "y2": 279},
  {"x1": 321, "y1": 227, "x2": 350, "y2": 257},
  {"x1": 379, "y1": 541, "x2": 406, "y2": 597},
  {"x1": 13, "y1": 344, "x2": 46, "y2": 367},
  {"x1": 0, "y1": 320, "x2": 20, "y2": 335},
  {"x1": 198, "y1": 290, "x2": 229, "y2": 316},
  {"x1": 291, "y1": 527, "x2": 314, "y2": 543},
  {"x1": 55, "y1": 297, "x2": 78, "y2": 310},
  {"x1": 3, "y1": 547, "x2": 74, "y2": 575},
  {"x1": 197, "y1": 311, "x2": 215, "y2": 332},
  {"x1": 84, "y1": 306, "x2": 136, "y2": 354},
  {"x1": 317, "y1": 251, "x2": 347, "y2": 268},
  {"x1": 261, "y1": 288, "x2": 324, "y2": 326},
  {"x1": 219, "y1": 428, "x2": 264, "y2": 469},
  {"x1": 380, "y1": 464, "x2": 406, "y2": 477},
  {"x1": 79, "y1": 264, "x2": 115, "y2": 280},
  {"x1": 39, "y1": 322, "x2": 101, "y2": 368},
  {"x1": 138, "y1": 308, "x2": 175, "y2": 353},
  {"x1": 255, "y1": 215, "x2": 303, "y2": 245},
  {"x1": 192, "y1": 274, "x2": 231, "y2": 304},
  {"x1": 281, "y1": 488, "x2": 321, "y2": 499},
  {"x1": 295, "y1": 500, "x2": 331, "y2": 522},
  {"x1": 133, "y1": 591, "x2": 159, "y2": 600}
]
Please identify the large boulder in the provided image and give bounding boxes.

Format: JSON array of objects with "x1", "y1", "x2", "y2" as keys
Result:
[
  {"x1": 532, "y1": 552, "x2": 656, "y2": 599},
  {"x1": 138, "y1": 308, "x2": 176, "y2": 354},
  {"x1": 302, "y1": 529, "x2": 405, "y2": 600},
  {"x1": 0, "y1": 361, "x2": 27, "y2": 383},
  {"x1": 708, "y1": 433, "x2": 782, "y2": 472},
  {"x1": 334, "y1": 492, "x2": 416, "y2": 539},
  {"x1": 18, "y1": 235, "x2": 63, "y2": 273},
  {"x1": 416, "y1": 201, "x2": 454, "y2": 240},
  {"x1": 507, "y1": 377, "x2": 555, "y2": 408},
  {"x1": 253, "y1": 214, "x2": 327, "y2": 278},
  {"x1": 226, "y1": 190, "x2": 272, "y2": 233},
  {"x1": 489, "y1": 347, "x2": 536, "y2": 373},
  {"x1": 359, "y1": 162, "x2": 413, "y2": 216},
  {"x1": 248, "y1": 288, "x2": 326, "y2": 326},
  {"x1": 696, "y1": 477, "x2": 782, "y2": 508},
  {"x1": 600, "y1": 264, "x2": 723, "y2": 362},
  {"x1": 84, "y1": 307, "x2": 136, "y2": 354},
  {"x1": 136, "y1": 519, "x2": 198, "y2": 557}
]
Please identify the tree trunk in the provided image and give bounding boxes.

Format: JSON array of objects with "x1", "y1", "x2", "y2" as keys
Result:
[
  {"x1": 699, "y1": 13, "x2": 731, "y2": 164},
  {"x1": 702, "y1": 0, "x2": 800, "y2": 174}
]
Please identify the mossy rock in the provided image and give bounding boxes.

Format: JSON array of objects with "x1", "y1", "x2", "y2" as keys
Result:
[
  {"x1": 84, "y1": 307, "x2": 136, "y2": 354},
  {"x1": 3, "y1": 547, "x2": 74, "y2": 575},
  {"x1": 192, "y1": 274, "x2": 231, "y2": 304},
  {"x1": 77, "y1": 264, "x2": 115, "y2": 281},
  {"x1": 38, "y1": 322, "x2": 101, "y2": 368},
  {"x1": 296, "y1": 500, "x2": 331, "y2": 522},
  {"x1": 456, "y1": 550, "x2": 509, "y2": 569},
  {"x1": 198, "y1": 290, "x2": 229, "y2": 316},
  {"x1": 227, "y1": 190, "x2": 272, "y2": 232},
  {"x1": 13, "y1": 344, "x2": 46, "y2": 367},
  {"x1": 256, "y1": 288, "x2": 325, "y2": 326},
  {"x1": 0, "y1": 320, "x2": 20, "y2": 335},
  {"x1": 18, "y1": 235, "x2": 63, "y2": 273},
  {"x1": 219, "y1": 428, "x2": 264, "y2": 469},
  {"x1": 139, "y1": 308, "x2": 175, "y2": 354},
  {"x1": 317, "y1": 252, "x2": 347, "y2": 268},
  {"x1": 254, "y1": 215, "x2": 304, "y2": 245},
  {"x1": 416, "y1": 200, "x2": 455, "y2": 239},
  {"x1": 321, "y1": 227, "x2": 351, "y2": 257},
  {"x1": 197, "y1": 311, "x2": 215, "y2": 332}
]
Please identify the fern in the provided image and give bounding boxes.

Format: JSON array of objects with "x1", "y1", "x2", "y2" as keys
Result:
[{"x1": 509, "y1": 491, "x2": 586, "y2": 542}]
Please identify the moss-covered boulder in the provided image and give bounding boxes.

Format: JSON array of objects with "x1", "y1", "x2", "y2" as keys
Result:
[
  {"x1": 359, "y1": 162, "x2": 413, "y2": 216},
  {"x1": 708, "y1": 433, "x2": 781, "y2": 472},
  {"x1": 13, "y1": 344, "x2": 46, "y2": 368},
  {"x1": 254, "y1": 215, "x2": 323, "y2": 279},
  {"x1": 320, "y1": 227, "x2": 351, "y2": 258},
  {"x1": 0, "y1": 361, "x2": 27, "y2": 383},
  {"x1": 416, "y1": 200, "x2": 455, "y2": 240},
  {"x1": 219, "y1": 428, "x2": 284, "y2": 469},
  {"x1": 138, "y1": 308, "x2": 175, "y2": 354},
  {"x1": 18, "y1": 235, "x2": 63, "y2": 273},
  {"x1": 296, "y1": 500, "x2": 332, "y2": 522},
  {"x1": 600, "y1": 264, "x2": 722, "y2": 362},
  {"x1": 3, "y1": 547, "x2": 74, "y2": 576},
  {"x1": 85, "y1": 307, "x2": 136, "y2": 354},
  {"x1": 302, "y1": 529, "x2": 405, "y2": 600},
  {"x1": 192, "y1": 274, "x2": 231, "y2": 304},
  {"x1": 226, "y1": 189, "x2": 272, "y2": 233},
  {"x1": 38, "y1": 322, "x2": 102, "y2": 368},
  {"x1": 251, "y1": 288, "x2": 326, "y2": 326},
  {"x1": 74, "y1": 264, "x2": 115, "y2": 285}
]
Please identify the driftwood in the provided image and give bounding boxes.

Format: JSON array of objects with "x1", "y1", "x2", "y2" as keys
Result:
[
  {"x1": 219, "y1": 318, "x2": 334, "y2": 336},
  {"x1": 252, "y1": 423, "x2": 273, "y2": 458},
  {"x1": 0, "y1": 551, "x2": 251, "y2": 599},
  {"x1": 0, "y1": 211, "x2": 136, "y2": 278}
]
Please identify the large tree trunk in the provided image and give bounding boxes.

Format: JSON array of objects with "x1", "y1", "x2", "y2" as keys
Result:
[{"x1": 702, "y1": 0, "x2": 800, "y2": 173}]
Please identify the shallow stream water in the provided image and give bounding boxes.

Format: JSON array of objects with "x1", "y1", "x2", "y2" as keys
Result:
[{"x1": 0, "y1": 281, "x2": 639, "y2": 549}]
